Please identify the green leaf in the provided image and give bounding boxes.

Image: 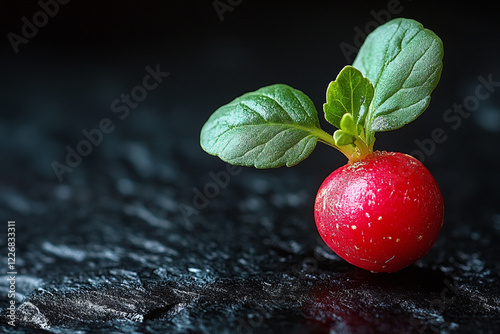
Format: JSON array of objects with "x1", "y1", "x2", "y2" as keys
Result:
[
  {"x1": 339, "y1": 113, "x2": 357, "y2": 135},
  {"x1": 200, "y1": 84, "x2": 332, "y2": 168},
  {"x1": 323, "y1": 65, "x2": 374, "y2": 129},
  {"x1": 333, "y1": 130, "x2": 355, "y2": 146},
  {"x1": 352, "y1": 18, "x2": 444, "y2": 139}
]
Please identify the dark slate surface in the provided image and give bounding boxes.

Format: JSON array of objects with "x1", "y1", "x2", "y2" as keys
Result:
[
  {"x1": 0, "y1": 133, "x2": 499, "y2": 333},
  {"x1": 1, "y1": 1, "x2": 500, "y2": 333}
]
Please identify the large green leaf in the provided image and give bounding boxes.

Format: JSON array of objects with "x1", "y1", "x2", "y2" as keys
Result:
[
  {"x1": 353, "y1": 18, "x2": 444, "y2": 139},
  {"x1": 200, "y1": 84, "x2": 329, "y2": 168},
  {"x1": 324, "y1": 65, "x2": 374, "y2": 129}
]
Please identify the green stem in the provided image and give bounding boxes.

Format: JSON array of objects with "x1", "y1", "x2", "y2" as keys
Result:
[
  {"x1": 313, "y1": 126, "x2": 375, "y2": 163},
  {"x1": 312, "y1": 128, "x2": 336, "y2": 147},
  {"x1": 313, "y1": 128, "x2": 359, "y2": 162},
  {"x1": 351, "y1": 137, "x2": 371, "y2": 162}
]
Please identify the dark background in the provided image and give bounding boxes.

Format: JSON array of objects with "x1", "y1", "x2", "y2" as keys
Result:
[
  {"x1": 0, "y1": 1, "x2": 499, "y2": 333},
  {"x1": 2, "y1": 0, "x2": 500, "y2": 174},
  {"x1": 1, "y1": 1, "x2": 499, "y2": 182},
  {"x1": 1, "y1": 0, "x2": 499, "y2": 235}
]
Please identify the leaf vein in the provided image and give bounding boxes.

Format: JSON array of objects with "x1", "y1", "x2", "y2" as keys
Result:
[{"x1": 373, "y1": 41, "x2": 436, "y2": 112}]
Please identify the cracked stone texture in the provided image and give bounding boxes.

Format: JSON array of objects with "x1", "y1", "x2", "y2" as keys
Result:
[{"x1": 1, "y1": 2, "x2": 500, "y2": 333}]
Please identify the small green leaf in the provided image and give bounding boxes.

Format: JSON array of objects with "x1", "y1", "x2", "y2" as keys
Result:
[
  {"x1": 339, "y1": 113, "x2": 357, "y2": 135},
  {"x1": 353, "y1": 18, "x2": 444, "y2": 141},
  {"x1": 200, "y1": 84, "x2": 333, "y2": 168},
  {"x1": 333, "y1": 130, "x2": 355, "y2": 146},
  {"x1": 323, "y1": 66, "x2": 374, "y2": 129}
]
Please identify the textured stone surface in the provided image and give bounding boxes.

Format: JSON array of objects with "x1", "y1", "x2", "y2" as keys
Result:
[
  {"x1": 1, "y1": 2, "x2": 500, "y2": 333},
  {"x1": 0, "y1": 117, "x2": 499, "y2": 333}
]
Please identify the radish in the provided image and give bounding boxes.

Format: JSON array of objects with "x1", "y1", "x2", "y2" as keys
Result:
[
  {"x1": 315, "y1": 151, "x2": 443, "y2": 272},
  {"x1": 200, "y1": 18, "x2": 444, "y2": 272}
]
